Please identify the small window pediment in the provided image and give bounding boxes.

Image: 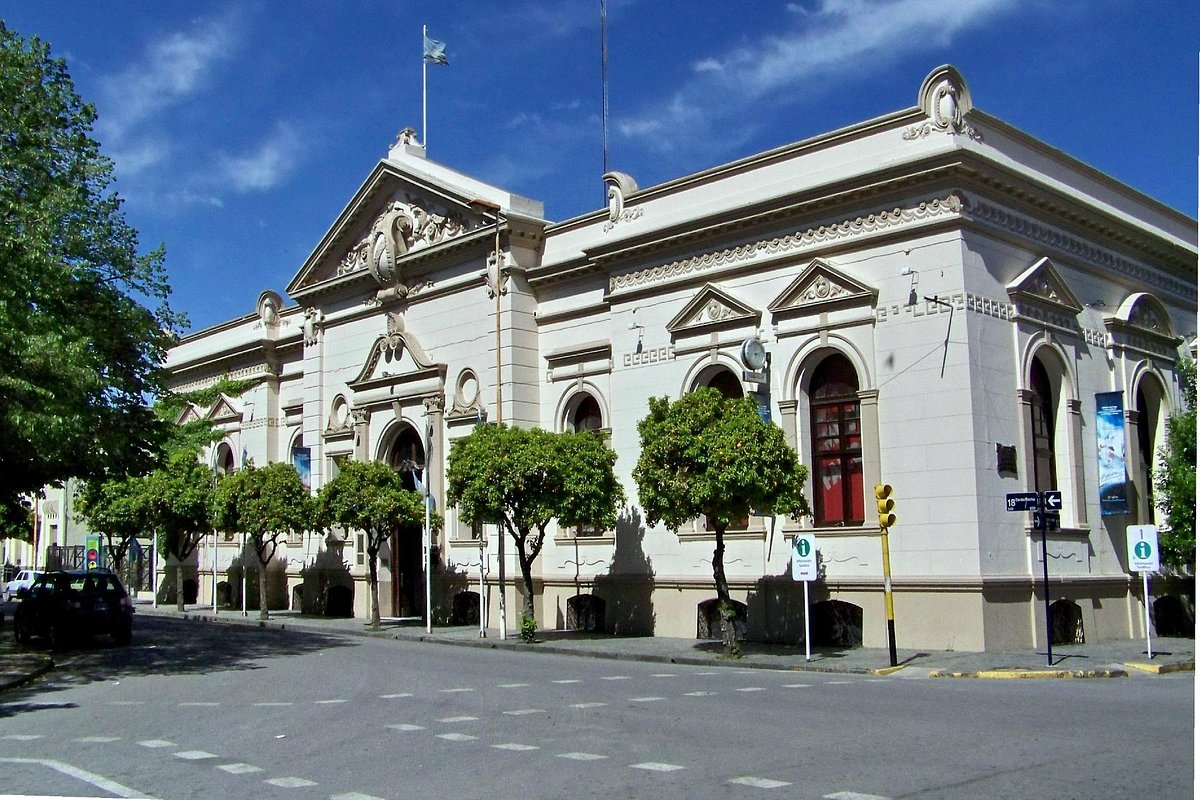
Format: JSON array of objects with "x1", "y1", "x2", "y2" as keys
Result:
[
  {"x1": 174, "y1": 402, "x2": 203, "y2": 426},
  {"x1": 666, "y1": 284, "x2": 759, "y2": 337},
  {"x1": 768, "y1": 259, "x2": 876, "y2": 319},
  {"x1": 1104, "y1": 292, "x2": 1182, "y2": 359},
  {"x1": 348, "y1": 315, "x2": 439, "y2": 390},
  {"x1": 1006, "y1": 257, "x2": 1083, "y2": 316},
  {"x1": 207, "y1": 394, "x2": 243, "y2": 423}
]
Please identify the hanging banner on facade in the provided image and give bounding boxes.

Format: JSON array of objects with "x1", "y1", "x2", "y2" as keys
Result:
[
  {"x1": 1095, "y1": 391, "x2": 1128, "y2": 516},
  {"x1": 293, "y1": 446, "x2": 312, "y2": 490}
]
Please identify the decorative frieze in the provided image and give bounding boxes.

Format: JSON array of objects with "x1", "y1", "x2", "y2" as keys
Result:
[{"x1": 610, "y1": 194, "x2": 963, "y2": 293}]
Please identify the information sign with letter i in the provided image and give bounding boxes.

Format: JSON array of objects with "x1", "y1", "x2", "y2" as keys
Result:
[
  {"x1": 791, "y1": 533, "x2": 818, "y2": 662},
  {"x1": 1126, "y1": 525, "x2": 1160, "y2": 658}
]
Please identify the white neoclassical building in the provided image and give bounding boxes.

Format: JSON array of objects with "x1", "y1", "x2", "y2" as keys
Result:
[{"x1": 165, "y1": 66, "x2": 1196, "y2": 651}]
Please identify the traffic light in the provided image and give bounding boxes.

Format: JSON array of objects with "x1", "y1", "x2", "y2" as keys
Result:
[{"x1": 875, "y1": 484, "x2": 896, "y2": 529}]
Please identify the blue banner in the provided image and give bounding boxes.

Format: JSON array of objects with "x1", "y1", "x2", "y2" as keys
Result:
[
  {"x1": 1095, "y1": 392, "x2": 1128, "y2": 516},
  {"x1": 293, "y1": 446, "x2": 311, "y2": 490}
]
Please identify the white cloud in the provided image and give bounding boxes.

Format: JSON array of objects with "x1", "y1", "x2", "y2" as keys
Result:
[
  {"x1": 215, "y1": 123, "x2": 304, "y2": 193},
  {"x1": 620, "y1": 0, "x2": 1022, "y2": 153}
]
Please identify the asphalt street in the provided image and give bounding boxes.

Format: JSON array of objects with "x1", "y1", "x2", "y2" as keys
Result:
[{"x1": 0, "y1": 615, "x2": 1193, "y2": 800}]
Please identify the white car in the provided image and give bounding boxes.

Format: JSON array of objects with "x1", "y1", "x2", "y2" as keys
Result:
[{"x1": 4, "y1": 570, "x2": 42, "y2": 602}]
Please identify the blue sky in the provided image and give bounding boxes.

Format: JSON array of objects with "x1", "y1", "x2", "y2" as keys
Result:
[{"x1": 5, "y1": 1, "x2": 1197, "y2": 334}]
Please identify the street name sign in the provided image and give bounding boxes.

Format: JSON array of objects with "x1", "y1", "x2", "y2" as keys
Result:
[
  {"x1": 1005, "y1": 492, "x2": 1040, "y2": 512},
  {"x1": 1126, "y1": 525, "x2": 1160, "y2": 573},
  {"x1": 791, "y1": 533, "x2": 817, "y2": 582}
]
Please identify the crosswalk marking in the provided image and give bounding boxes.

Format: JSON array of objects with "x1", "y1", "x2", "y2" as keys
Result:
[
  {"x1": 782, "y1": 684, "x2": 810, "y2": 688},
  {"x1": 570, "y1": 702, "x2": 607, "y2": 708},
  {"x1": 823, "y1": 792, "x2": 892, "y2": 800},
  {"x1": 266, "y1": 776, "x2": 317, "y2": 788},
  {"x1": 628, "y1": 696, "x2": 664, "y2": 702},
  {"x1": 440, "y1": 688, "x2": 474, "y2": 693},
  {"x1": 218, "y1": 763, "x2": 263, "y2": 775},
  {"x1": 503, "y1": 709, "x2": 545, "y2": 716},
  {"x1": 255, "y1": 702, "x2": 292, "y2": 706},
  {"x1": 380, "y1": 693, "x2": 413, "y2": 699},
  {"x1": 174, "y1": 751, "x2": 218, "y2": 760},
  {"x1": 110, "y1": 700, "x2": 145, "y2": 706},
  {"x1": 179, "y1": 701, "x2": 220, "y2": 707},
  {"x1": 493, "y1": 743, "x2": 540, "y2": 751},
  {"x1": 600, "y1": 676, "x2": 630, "y2": 681},
  {"x1": 498, "y1": 683, "x2": 530, "y2": 688},
  {"x1": 386, "y1": 724, "x2": 425, "y2": 732},
  {"x1": 315, "y1": 699, "x2": 348, "y2": 704},
  {"x1": 730, "y1": 776, "x2": 791, "y2": 789},
  {"x1": 74, "y1": 736, "x2": 122, "y2": 743},
  {"x1": 651, "y1": 673, "x2": 677, "y2": 678},
  {"x1": 735, "y1": 687, "x2": 766, "y2": 693},
  {"x1": 552, "y1": 679, "x2": 581, "y2": 684},
  {"x1": 684, "y1": 691, "x2": 716, "y2": 696},
  {"x1": 2, "y1": 735, "x2": 43, "y2": 741},
  {"x1": 437, "y1": 716, "x2": 478, "y2": 723},
  {"x1": 631, "y1": 762, "x2": 685, "y2": 772},
  {"x1": 557, "y1": 752, "x2": 607, "y2": 761},
  {"x1": 137, "y1": 739, "x2": 175, "y2": 749},
  {"x1": 436, "y1": 733, "x2": 478, "y2": 742},
  {"x1": 331, "y1": 793, "x2": 387, "y2": 800}
]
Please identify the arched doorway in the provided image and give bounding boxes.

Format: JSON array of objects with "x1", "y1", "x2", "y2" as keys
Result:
[{"x1": 385, "y1": 424, "x2": 425, "y2": 618}]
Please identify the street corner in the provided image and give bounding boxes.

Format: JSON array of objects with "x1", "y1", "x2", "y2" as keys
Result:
[
  {"x1": 1123, "y1": 661, "x2": 1195, "y2": 675},
  {"x1": 930, "y1": 667, "x2": 1129, "y2": 679}
]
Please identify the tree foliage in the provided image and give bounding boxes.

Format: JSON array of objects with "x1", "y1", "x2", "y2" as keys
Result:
[
  {"x1": 634, "y1": 388, "x2": 811, "y2": 652},
  {"x1": 317, "y1": 460, "x2": 427, "y2": 628},
  {"x1": 447, "y1": 424, "x2": 624, "y2": 631},
  {"x1": 212, "y1": 462, "x2": 313, "y2": 619},
  {"x1": 1156, "y1": 356, "x2": 1196, "y2": 571},
  {"x1": 75, "y1": 475, "x2": 150, "y2": 575},
  {"x1": 0, "y1": 495, "x2": 33, "y2": 543},
  {"x1": 144, "y1": 452, "x2": 214, "y2": 610},
  {"x1": 0, "y1": 22, "x2": 182, "y2": 520},
  {"x1": 154, "y1": 376, "x2": 263, "y2": 458}
]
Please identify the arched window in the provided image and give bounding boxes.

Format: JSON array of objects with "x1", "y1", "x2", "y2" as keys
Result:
[
  {"x1": 387, "y1": 425, "x2": 425, "y2": 493},
  {"x1": 214, "y1": 443, "x2": 237, "y2": 476},
  {"x1": 706, "y1": 369, "x2": 744, "y2": 400},
  {"x1": 1029, "y1": 357, "x2": 1057, "y2": 493},
  {"x1": 810, "y1": 355, "x2": 863, "y2": 527},
  {"x1": 570, "y1": 395, "x2": 603, "y2": 432}
]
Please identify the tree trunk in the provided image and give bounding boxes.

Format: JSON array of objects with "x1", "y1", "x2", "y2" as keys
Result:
[
  {"x1": 175, "y1": 561, "x2": 185, "y2": 612},
  {"x1": 257, "y1": 556, "x2": 269, "y2": 620},
  {"x1": 711, "y1": 526, "x2": 736, "y2": 654},
  {"x1": 367, "y1": 545, "x2": 381, "y2": 629},
  {"x1": 518, "y1": 547, "x2": 536, "y2": 624}
]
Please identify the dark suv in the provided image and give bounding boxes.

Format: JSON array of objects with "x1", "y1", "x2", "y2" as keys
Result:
[{"x1": 13, "y1": 569, "x2": 134, "y2": 649}]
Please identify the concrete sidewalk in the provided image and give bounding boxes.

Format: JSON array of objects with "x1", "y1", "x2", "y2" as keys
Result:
[{"x1": 2, "y1": 600, "x2": 1193, "y2": 691}]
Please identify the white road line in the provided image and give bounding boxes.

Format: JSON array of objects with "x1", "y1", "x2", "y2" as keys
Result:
[
  {"x1": 630, "y1": 762, "x2": 685, "y2": 772},
  {"x1": 493, "y1": 743, "x2": 540, "y2": 751},
  {"x1": 557, "y1": 752, "x2": 608, "y2": 761},
  {"x1": 498, "y1": 683, "x2": 530, "y2": 688},
  {"x1": 380, "y1": 693, "x2": 413, "y2": 698},
  {"x1": 179, "y1": 701, "x2": 219, "y2": 706},
  {"x1": 386, "y1": 724, "x2": 425, "y2": 732},
  {"x1": 315, "y1": 699, "x2": 348, "y2": 704},
  {"x1": 218, "y1": 763, "x2": 264, "y2": 774},
  {"x1": 0, "y1": 757, "x2": 148, "y2": 799},
  {"x1": 569, "y1": 702, "x2": 607, "y2": 708},
  {"x1": 436, "y1": 733, "x2": 478, "y2": 742},
  {"x1": 502, "y1": 709, "x2": 545, "y2": 716},
  {"x1": 331, "y1": 793, "x2": 387, "y2": 800},
  {"x1": 735, "y1": 687, "x2": 766, "y2": 693},
  {"x1": 824, "y1": 792, "x2": 892, "y2": 800},
  {"x1": 782, "y1": 684, "x2": 811, "y2": 688},
  {"x1": 865, "y1": 679, "x2": 888, "y2": 683},
  {"x1": 255, "y1": 701, "x2": 292, "y2": 706},
  {"x1": 2, "y1": 734, "x2": 43, "y2": 740},
  {"x1": 267, "y1": 776, "x2": 318, "y2": 788},
  {"x1": 827, "y1": 681, "x2": 853, "y2": 685},
  {"x1": 109, "y1": 700, "x2": 145, "y2": 706},
  {"x1": 684, "y1": 691, "x2": 716, "y2": 696},
  {"x1": 552, "y1": 679, "x2": 581, "y2": 684},
  {"x1": 440, "y1": 688, "x2": 475, "y2": 693},
  {"x1": 730, "y1": 776, "x2": 791, "y2": 789},
  {"x1": 651, "y1": 673, "x2": 677, "y2": 678},
  {"x1": 74, "y1": 736, "x2": 122, "y2": 743},
  {"x1": 437, "y1": 716, "x2": 478, "y2": 723},
  {"x1": 174, "y1": 750, "x2": 219, "y2": 760},
  {"x1": 137, "y1": 739, "x2": 175, "y2": 748},
  {"x1": 628, "y1": 696, "x2": 663, "y2": 702},
  {"x1": 694, "y1": 671, "x2": 720, "y2": 675},
  {"x1": 600, "y1": 676, "x2": 630, "y2": 681}
]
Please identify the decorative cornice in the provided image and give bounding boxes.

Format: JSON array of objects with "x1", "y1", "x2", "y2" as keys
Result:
[{"x1": 610, "y1": 193, "x2": 964, "y2": 293}]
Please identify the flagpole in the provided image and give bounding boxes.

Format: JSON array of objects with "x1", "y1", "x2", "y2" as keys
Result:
[{"x1": 422, "y1": 24, "x2": 428, "y2": 148}]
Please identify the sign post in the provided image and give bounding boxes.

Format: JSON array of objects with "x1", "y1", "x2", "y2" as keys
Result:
[
  {"x1": 1006, "y1": 490, "x2": 1061, "y2": 666},
  {"x1": 1126, "y1": 525, "x2": 1160, "y2": 658},
  {"x1": 791, "y1": 533, "x2": 817, "y2": 662}
]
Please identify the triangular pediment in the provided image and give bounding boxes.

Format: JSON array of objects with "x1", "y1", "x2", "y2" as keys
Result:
[
  {"x1": 174, "y1": 402, "x2": 203, "y2": 426},
  {"x1": 768, "y1": 259, "x2": 876, "y2": 318},
  {"x1": 207, "y1": 394, "x2": 243, "y2": 423},
  {"x1": 1006, "y1": 257, "x2": 1083, "y2": 315},
  {"x1": 666, "y1": 284, "x2": 759, "y2": 336},
  {"x1": 287, "y1": 155, "x2": 543, "y2": 301}
]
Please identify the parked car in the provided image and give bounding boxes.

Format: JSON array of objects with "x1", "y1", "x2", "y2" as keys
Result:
[
  {"x1": 13, "y1": 569, "x2": 134, "y2": 649},
  {"x1": 3, "y1": 569, "x2": 42, "y2": 602}
]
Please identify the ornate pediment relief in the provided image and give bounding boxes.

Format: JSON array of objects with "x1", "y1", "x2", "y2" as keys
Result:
[
  {"x1": 207, "y1": 394, "x2": 243, "y2": 424},
  {"x1": 174, "y1": 402, "x2": 203, "y2": 426},
  {"x1": 665, "y1": 284, "x2": 759, "y2": 336},
  {"x1": 337, "y1": 197, "x2": 469, "y2": 289},
  {"x1": 768, "y1": 259, "x2": 876, "y2": 319},
  {"x1": 1104, "y1": 292, "x2": 1181, "y2": 359},
  {"x1": 349, "y1": 313, "x2": 439, "y2": 389},
  {"x1": 903, "y1": 64, "x2": 981, "y2": 141},
  {"x1": 1008, "y1": 257, "x2": 1083, "y2": 312}
]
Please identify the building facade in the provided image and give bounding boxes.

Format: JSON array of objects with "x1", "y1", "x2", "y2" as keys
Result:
[{"x1": 164, "y1": 66, "x2": 1197, "y2": 651}]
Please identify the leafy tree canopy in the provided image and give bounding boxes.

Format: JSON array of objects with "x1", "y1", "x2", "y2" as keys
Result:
[
  {"x1": 154, "y1": 376, "x2": 263, "y2": 458},
  {"x1": 0, "y1": 495, "x2": 33, "y2": 543},
  {"x1": 634, "y1": 388, "x2": 811, "y2": 532},
  {"x1": 0, "y1": 22, "x2": 182, "y2": 516},
  {"x1": 1156, "y1": 356, "x2": 1196, "y2": 571}
]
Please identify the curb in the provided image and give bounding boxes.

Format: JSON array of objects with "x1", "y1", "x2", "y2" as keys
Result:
[
  {"x1": 0, "y1": 656, "x2": 54, "y2": 693},
  {"x1": 1123, "y1": 661, "x2": 1195, "y2": 675},
  {"x1": 930, "y1": 668, "x2": 1128, "y2": 679}
]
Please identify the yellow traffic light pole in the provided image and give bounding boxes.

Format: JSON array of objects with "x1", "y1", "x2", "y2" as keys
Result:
[{"x1": 876, "y1": 484, "x2": 898, "y2": 667}]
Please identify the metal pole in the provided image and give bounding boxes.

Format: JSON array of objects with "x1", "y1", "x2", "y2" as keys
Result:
[
  {"x1": 1040, "y1": 516, "x2": 1053, "y2": 667},
  {"x1": 1143, "y1": 571, "x2": 1153, "y2": 658},
  {"x1": 493, "y1": 212, "x2": 507, "y2": 641},
  {"x1": 880, "y1": 526, "x2": 897, "y2": 667},
  {"x1": 803, "y1": 579, "x2": 811, "y2": 662},
  {"x1": 212, "y1": 534, "x2": 218, "y2": 615},
  {"x1": 422, "y1": 25, "x2": 428, "y2": 149},
  {"x1": 424, "y1": 491, "x2": 432, "y2": 635},
  {"x1": 478, "y1": 536, "x2": 486, "y2": 638},
  {"x1": 241, "y1": 531, "x2": 248, "y2": 616}
]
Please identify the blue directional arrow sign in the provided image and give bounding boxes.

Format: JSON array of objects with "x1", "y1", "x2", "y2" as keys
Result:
[
  {"x1": 1042, "y1": 490, "x2": 1063, "y2": 510},
  {"x1": 1006, "y1": 492, "x2": 1040, "y2": 512}
]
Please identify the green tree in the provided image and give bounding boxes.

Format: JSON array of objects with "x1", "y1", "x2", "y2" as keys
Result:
[
  {"x1": 1156, "y1": 356, "x2": 1196, "y2": 571},
  {"x1": 145, "y1": 453, "x2": 215, "y2": 610},
  {"x1": 447, "y1": 425, "x2": 624, "y2": 637},
  {"x1": 317, "y1": 460, "x2": 427, "y2": 628},
  {"x1": 634, "y1": 388, "x2": 811, "y2": 653},
  {"x1": 76, "y1": 476, "x2": 150, "y2": 578},
  {"x1": 212, "y1": 462, "x2": 313, "y2": 620},
  {"x1": 0, "y1": 22, "x2": 182, "y2": 522},
  {"x1": 0, "y1": 496, "x2": 33, "y2": 543}
]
